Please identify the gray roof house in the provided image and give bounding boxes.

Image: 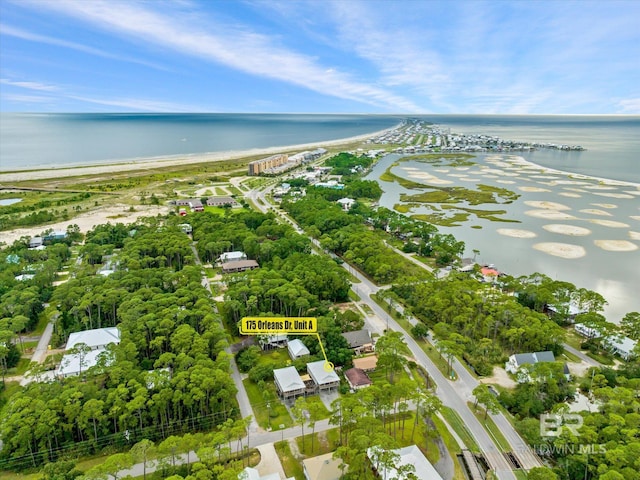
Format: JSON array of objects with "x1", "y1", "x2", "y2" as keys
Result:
[
  {"x1": 307, "y1": 360, "x2": 340, "y2": 392},
  {"x1": 506, "y1": 351, "x2": 556, "y2": 374},
  {"x1": 288, "y1": 339, "x2": 310, "y2": 359},
  {"x1": 341, "y1": 329, "x2": 373, "y2": 355},
  {"x1": 273, "y1": 366, "x2": 306, "y2": 401}
]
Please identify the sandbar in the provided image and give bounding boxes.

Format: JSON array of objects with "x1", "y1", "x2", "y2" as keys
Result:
[
  {"x1": 579, "y1": 209, "x2": 612, "y2": 216},
  {"x1": 543, "y1": 224, "x2": 591, "y2": 236},
  {"x1": 591, "y1": 192, "x2": 635, "y2": 199},
  {"x1": 558, "y1": 192, "x2": 582, "y2": 198},
  {"x1": 496, "y1": 228, "x2": 537, "y2": 238},
  {"x1": 518, "y1": 186, "x2": 550, "y2": 192},
  {"x1": 525, "y1": 210, "x2": 577, "y2": 220},
  {"x1": 524, "y1": 200, "x2": 571, "y2": 211},
  {"x1": 593, "y1": 240, "x2": 638, "y2": 252},
  {"x1": 588, "y1": 219, "x2": 630, "y2": 228},
  {"x1": 591, "y1": 203, "x2": 617, "y2": 209},
  {"x1": 629, "y1": 232, "x2": 640, "y2": 240},
  {"x1": 533, "y1": 242, "x2": 587, "y2": 259}
]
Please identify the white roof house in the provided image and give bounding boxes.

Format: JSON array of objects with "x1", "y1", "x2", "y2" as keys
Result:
[
  {"x1": 239, "y1": 467, "x2": 292, "y2": 480},
  {"x1": 66, "y1": 327, "x2": 120, "y2": 351},
  {"x1": 336, "y1": 198, "x2": 355, "y2": 211},
  {"x1": 288, "y1": 339, "x2": 310, "y2": 359},
  {"x1": 307, "y1": 360, "x2": 340, "y2": 391},
  {"x1": 58, "y1": 348, "x2": 111, "y2": 378},
  {"x1": 218, "y1": 251, "x2": 247, "y2": 263},
  {"x1": 302, "y1": 452, "x2": 343, "y2": 480},
  {"x1": 368, "y1": 445, "x2": 443, "y2": 480},
  {"x1": 607, "y1": 336, "x2": 637, "y2": 361},
  {"x1": 273, "y1": 366, "x2": 306, "y2": 400}
]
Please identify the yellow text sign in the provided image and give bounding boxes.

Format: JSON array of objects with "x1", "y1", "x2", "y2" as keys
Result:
[{"x1": 240, "y1": 317, "x2": 317, "y2": 335}]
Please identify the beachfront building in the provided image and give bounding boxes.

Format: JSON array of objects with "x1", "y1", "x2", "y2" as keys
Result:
[
  {"x1": 336, "y1": 198, "x2": 355, "y2": 211},
  {"x1": 302, "y1": 453, "x2": 343, "y2": 480},
  {"x1": 248, "y1": 154, "x2": 289, "y2": 176},
  {"x1": 545, "y1": 302, "x2": 586, "y2": 324},
  {"x1": 273, "y1": 366, "x2": 306, "y2": 401},
  {"x1": 367, "y1": 445, "x2": 443, "y2": 480},
  {"x1": 288, "y1": 339, "x2": 310, "y2": 359},
  {"x1": 307, "y1": 360, "x2": 340, "y2": 393}
]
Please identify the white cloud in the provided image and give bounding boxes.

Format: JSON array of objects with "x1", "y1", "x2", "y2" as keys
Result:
[
  {"x1": 0, "y1": 78, "x2": 58, "y2": 91},
  {"x1": 66, "y1": 95, "x2": 207, "y2": 112},
  {"x1": 617, "y1": 98, "x2": 640, "y2": 114},
  {"x1": 16, "y1": 0, "x2": 421, "y2": 112},
  {"x1": 0, "y1": 24, "x2": 169, "y2": 71}
]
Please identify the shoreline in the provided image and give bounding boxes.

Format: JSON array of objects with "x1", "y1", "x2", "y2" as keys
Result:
[
  {"x1": 0, "y1": 125, "x2": 401, "y2": 182},
  {"x1": 507, "y1": 155, "x2": 640, "y2": 189}
]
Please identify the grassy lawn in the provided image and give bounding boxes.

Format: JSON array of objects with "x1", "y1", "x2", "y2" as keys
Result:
[
  {"x1": 467, "y1": 402, "x2": 510, "y2": 452},
  {"x1": 421, "y1": 340, "x2": 457, "y2": 381},
  {"x1": 242, "y1": 378, "x2": 293, "y2": 430},
  {"x1": 431, "y1": 415, "x2": 466, "y2": 480},
  {"x1": 8, "y1": 358, "x2": 33, "y2": 376},
  {"x1": 359, "y1": 303, "x2": 374, "y2": 315},
  {"x1": 441, "y1": 407, "x2": 480, "y2": 453},
  {"x1": 274, "y1": 440, "x2": 305, "y2": 480},
  {"x1": 348, "y1": 290, "x2": 360, "y2": 302},
  {"x1": 368, "y1": 365, "x2": 412, "y2": 385},
  {"x1": 296, "y1": 427, "x2": 340, "y2": 457},
  {"x1": 514, "y1": 470, "x2": 529, "y2": 479}
]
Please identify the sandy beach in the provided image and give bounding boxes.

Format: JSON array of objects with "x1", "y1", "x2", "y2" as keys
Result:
[{"x1": 0, "y1": 126, "x2": 398, "y2": 183}]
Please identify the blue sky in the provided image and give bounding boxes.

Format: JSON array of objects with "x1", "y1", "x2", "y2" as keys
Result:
[{"x1": 1, "y1": 0, "x2": 638, "y2": 114}]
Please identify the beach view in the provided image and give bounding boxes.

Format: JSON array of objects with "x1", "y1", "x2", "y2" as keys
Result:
[{"x1": 1, "y1": 2, "x2": 639, "y2": 480}]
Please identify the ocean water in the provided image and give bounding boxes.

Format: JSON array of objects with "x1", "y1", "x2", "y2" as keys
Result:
[
  {"x1": 0, "y1": 113, "x2": 403, "y2": 170},
  {"x1": 413, "y1": 115, "x2": 640, "y2": 184},
  {"x1": 1, "y1": 113, "x2": 638, "y2": 320}
]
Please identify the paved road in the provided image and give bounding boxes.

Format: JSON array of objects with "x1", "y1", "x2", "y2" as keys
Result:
[
  {"x1": 30, "y1": 320, "x2": 54, "y2": 364},
  {"x1": 563, "y1": 344, "x2": 601, "y2": 367},
  {"x1": 116, "y1": 420, "x2": 335, "y2": 479}
]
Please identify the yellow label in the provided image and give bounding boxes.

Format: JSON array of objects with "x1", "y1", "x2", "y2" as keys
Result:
[{"x1": 240, "y1": 317, "x2": 317, "y2": 334}]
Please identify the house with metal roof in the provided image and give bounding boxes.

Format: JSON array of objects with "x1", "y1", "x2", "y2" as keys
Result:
[
  {"x1": 273, "y1": 366, "x2": 306, "y2": 401},
  {"x1": 58, "y1": 348, "x2": 111, "y2": 378},
  {"x1": 288, "y1": 339, "x2": 310, "y2": 360},
  {"x1": 506, "y1": 350, "x2": 556, "y2": 374},
  {"x1": 606, "y1": 336, "x2": 637, "y2": 361},
  {"x1": 302, "y1": 452, "x2": 343, "y2": 480},
  {"x1": 367, "y1": 445, "x2": 443, "y2": 480},
  {"x1": 307, "y1": 360, "x2": 340, "y2": 392},
  {"x1": 65, "y1": 327, "x2": 120, "y2": 351}
]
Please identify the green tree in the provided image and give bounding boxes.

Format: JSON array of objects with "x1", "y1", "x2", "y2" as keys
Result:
[
  {"x1": 375, "y1": 331, "x2": 410, "y2": 383},
  {"x1": 527, "y1": 467, "x2": 559, "y2": 480},
  {"x1": 130, "y1": 439, "x2": 156, "y2": 480},
  {"x1": 472, "y1": 384, "x2": 500, "y2": 421}
]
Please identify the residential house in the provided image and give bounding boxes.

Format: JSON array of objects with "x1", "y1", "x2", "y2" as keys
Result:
[
  {"x1": 221, "y1": 259, "x2": 259, "y2": 274},
  {"x1": 259, "y1": 334, "x2": 288, "y2": 350},
  {"x1": 218, "y1": 251, "x2": 247, "y2": 263},
  {"x1": 207, "y1": 196, "x2": 239, "y2": 208},
  {"x1": 344, "y1": 367, "x2": 372, "y2": 390},
  {"x1": 367, "y1": 445, "x2": 443, "y2": 480},
  {"x1": 239, "y1": 467, "x2": 293, "y2": 480},
  {"x1": 302, "y1": 453, "x2": 344, "y2": 480},
  {"x1": 545, "y1": 302, "x2": 586, "y2": 323},
  {"x1": 574, "y1": 323, "x2": 602, "y2": 339},
  {"x1": 307, "y1": 360, "x2": 340, "y2": 393},
  {"x1": 29, "y1": 236, "x2": 43, "y2": 248},
  {"x1": 606, "y1": 336, "x2": 637, "y2": 361},
  {"x1": 341, "y1": 329, "x2": 373, "y2": 355},
  {"x1": 336, "y1": 198, "x2": 355, "y2": 211},
  {"x1": 273, "y1": 366, "x2": 306, "y2": 401},
  {"x1": 288, "y1": 339, "x2": 310, "y2": 360},
  {"x1": 352, "y1": 355, "x2": 378, "y2": 372},
  {"x1": 506, "y1": 351, "x2": 556, "y2": 373},
  {"x1": 58, "y1": 348, "x2": 111, "y2": 378},
  {"x1": 66, "y1": 327, "x2": 121, "y2": 351}
]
